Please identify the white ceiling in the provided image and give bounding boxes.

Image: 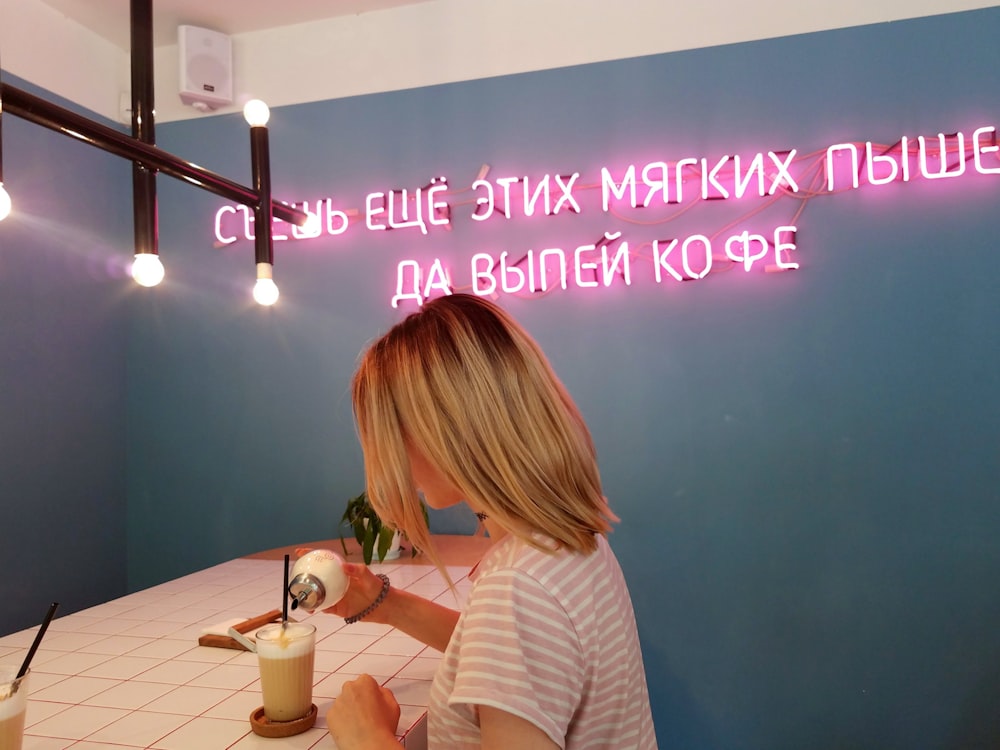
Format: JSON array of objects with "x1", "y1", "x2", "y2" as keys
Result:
[
  {"x1": 37, "y1": 0, "x2": 433, "y2": 49},
  {"x1": 15, "y1": 0, "x2": 999, "y2": 124},
  {"x1": 35, "y1": 0, "x2": 999, "y2": 52}
]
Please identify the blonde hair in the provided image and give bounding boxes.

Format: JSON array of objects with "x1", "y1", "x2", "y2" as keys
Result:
[{"x1": 351, "y1": 294, "x2": 617, "y2": 569}]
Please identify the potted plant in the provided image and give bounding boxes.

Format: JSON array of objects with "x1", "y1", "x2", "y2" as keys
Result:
[{"x1": 339, "y1": 491, "x2": 427, "y2": 564}]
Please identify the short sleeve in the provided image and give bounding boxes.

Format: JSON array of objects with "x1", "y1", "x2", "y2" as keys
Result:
[{"x1": 447, "y1": 567, "x2": 586, "y2": 748}]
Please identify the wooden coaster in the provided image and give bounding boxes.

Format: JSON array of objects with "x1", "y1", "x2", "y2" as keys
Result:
[{"x1": 249, "y1": 703, "x2": 318, "y2": 737}]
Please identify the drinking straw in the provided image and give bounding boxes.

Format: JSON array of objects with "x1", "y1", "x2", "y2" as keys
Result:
[
  {"x1": 17, "y1": 602, "x2": 59, "y2": 679},
  {"x1": 282, "y1": 554, "x2": 290, "y2": 626}
]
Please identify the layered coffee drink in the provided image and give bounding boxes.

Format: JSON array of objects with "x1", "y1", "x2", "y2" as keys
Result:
[
  {"x1": 255, "y1": 623, "x2": 316, "y2": 722},
  {"x1": 0, "y1": 710, "x2": 25, "y2": 750},
  {"x1": 0, "y1": 667, "x2": 28, "y2": 750}
]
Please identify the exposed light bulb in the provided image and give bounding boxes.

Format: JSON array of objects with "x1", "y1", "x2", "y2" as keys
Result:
[
  {"x1": 0, "y1": 183, "x2": 11, "y2": 221},
  {"x1": 243, "y1": 99, "x2": 270, "y2": 128},
  {"x1": 131, "y1": 253, "x2": 165, "y2": 287},
  {"x1": 302, "y1": 211, "x2": 322, "y2": 236},
  {"x1": 253, "y1": 262, "x2": 279, "y2": 306}
]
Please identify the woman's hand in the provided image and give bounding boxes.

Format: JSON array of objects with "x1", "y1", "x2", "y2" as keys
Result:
[
  {"x1": 321, "y1": 558, "x2": 462, "y2": 652},
  {"x1": 327, "y1": 674, "x2": 400, "y2": 750},
  {"x1": 322, "y1": 562, "x2": 387, "y2": 621}
]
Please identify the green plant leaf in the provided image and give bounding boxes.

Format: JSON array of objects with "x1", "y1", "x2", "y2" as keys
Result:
[
  {"x1": 361, "y1": 530, "x2": 375, "y2": 566},
  {"x1": 338, "y1": 490, "x2": 425, "y2": 564},
  {"x1": 377, "y1": 525, "x2": 395, "y2": 561},
  {"x1": 352, "y1": 517, "x2": 367, "y2": 545}
]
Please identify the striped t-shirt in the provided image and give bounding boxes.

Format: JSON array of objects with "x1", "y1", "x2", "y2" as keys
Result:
[{"x1": 428, "y1": 533, "x2": 657, "y2": 749}]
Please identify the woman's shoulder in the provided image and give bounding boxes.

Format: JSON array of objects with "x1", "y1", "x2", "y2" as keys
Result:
[{"x1": 474, "y1": 532, "x2": 617, "y2": 590}]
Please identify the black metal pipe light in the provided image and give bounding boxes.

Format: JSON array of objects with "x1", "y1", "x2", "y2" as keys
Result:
[{"x1": 0, "y1": 0, "x2": 307, "y2": 305}]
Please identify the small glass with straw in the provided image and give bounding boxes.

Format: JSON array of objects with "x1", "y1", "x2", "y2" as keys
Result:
[{"x1": 1, "y1": 602, "x2": 59, "y2": 750}]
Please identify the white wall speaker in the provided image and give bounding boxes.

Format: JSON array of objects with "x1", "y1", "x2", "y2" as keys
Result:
[{"x1": 178, "y1": 25, "x2": 233, "y2": 111}]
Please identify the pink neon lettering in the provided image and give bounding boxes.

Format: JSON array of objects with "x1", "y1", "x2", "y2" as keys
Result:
[
  {"x1": 471, "y1": 180, "x2": 494, "y2": 221},
  {"x1": 601, "y1": 232, "x2": 632, "y2": 286},
  {"x1": 236, "y1": 204, "x2": 254, "y2": 240},
  {"x1": 387, "y1": 188, "x2": 428, "y2": 234},
  {"x1": 471, "y1": 253, "x2": 497, "y2": 295},
  {"x1": 522, "y1": 175, "x2": 549, "y2": 217},
  {"x1": 973, "y1": 126, "x2": 1000, "y2": 174},
  {"x1": 495, "y1": 177, "x2": 519, "y2": 219},
  {"x1": 500, "y1": 252, "x2": 527, "y2": 293},
  {"x1": 214, "y1": 205, "x2": 238, "y2": 245},
  {"x1": 391, "y1": 259, "x2": 451, "y2": 306},
  {"x1": 701, "y1": 156, "x2": 731, "y2": 200},
  {"x1": 901, "y1": 136, "x2": 912, "y2": 182},
  {"x1": 772, "y1": 226, "x2": 799, "y2": 271},
  {"x1": 641, "y1": 162, "x2": 670, "y2": 207},
  {"x1": 423, "y1": 258, "x2": 451, "y2": 297},
  {"x1": 826, "y1": 144, "x2": 861, "y2": 191},
  {"x1": 734, "y1": 153, "x2": 766, "y2": 198},
  {"x1": 601, "y1": 166, "x2": 637, "y2": 211},
  {"x1": 553, "y1": 174, "x2": 581, "y2": 214},
  {"x1": 428, "y1": 179, "x2": 451, "y2": 227},
  {"x1": 574, "y1": 243, "x2": 599, "y2": 288},
  {"x1": 725, "y1": 231, "x2": 770, "y2": 271},
  {"x1": 392, "y1": 260, "x2": 423, "y2": 307},
  {"x1": 681, "y1": 236, "x2": 712, "y2": 279},
  {"x1": 653, "y1": 239, "x2": 682, "y2": 282},
  {"x1": 919, "y1": 133, "x2": 966, "y2": 180},
  {"x1": 270, "y1": 217, "x2": 288, "y2": 242},
  {"x1": 766, "y1": 151, "x2": 798, "y2": 194},
  {"x1": 865, "y1": 142, "x2": 901, "y2": 185},
  {"x1": 325, "y1": 200, "x2": 351, "y2": 236},
  {"x1": 539, "y1": 248, "x2": 568, "y2": 291},
  {"x1": 366, "y1": 193, "x2": 387, "y2": 231},
  {"x1": 674, "y1": 158, "x2": 699, "y2": 204}
]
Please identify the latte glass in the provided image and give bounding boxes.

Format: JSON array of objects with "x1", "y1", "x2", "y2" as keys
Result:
[{"x1": 255, "y1": 623, "x2": 316, "y2": 722}]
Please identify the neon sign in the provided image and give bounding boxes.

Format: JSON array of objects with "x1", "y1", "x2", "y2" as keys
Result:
[{"x1": 211, "y1": 124, "x2": 1000, "y2": 306}]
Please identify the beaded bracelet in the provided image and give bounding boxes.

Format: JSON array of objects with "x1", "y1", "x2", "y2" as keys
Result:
[
  {"x1": 344, "y1": 574, "x2": 390, "y2": 625},
  {"x1": 475, "y1": 512, "x2": 488, "y2": 521}
]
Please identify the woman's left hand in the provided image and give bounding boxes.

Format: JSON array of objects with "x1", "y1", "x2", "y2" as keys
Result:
[{"x1": 327, "y1": 674, "x2": 401, "y2": 750}]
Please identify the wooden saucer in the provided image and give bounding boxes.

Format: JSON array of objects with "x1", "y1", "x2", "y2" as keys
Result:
[{"x1": 249, "y1": 703, "x2": 318, "y2": 737}]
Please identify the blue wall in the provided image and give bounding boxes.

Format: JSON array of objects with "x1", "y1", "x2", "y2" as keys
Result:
[
  {"x1": 0, "y1": 77, "x2": 132, "y2": 635},
  {"x1": 146, "y1": 10, "x2": 999, "y2": 748},
  {"x1": 1, "y1": 6, "x2": 997, "y2": 749}
]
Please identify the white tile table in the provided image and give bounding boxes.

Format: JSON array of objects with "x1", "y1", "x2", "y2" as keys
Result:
[{"x1": 0, "y1": 553, "x2": 478, "y2": 750}]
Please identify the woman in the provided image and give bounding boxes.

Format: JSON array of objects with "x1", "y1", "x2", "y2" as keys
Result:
[{"x1": 326, "y1": 293, "x2": 657, "y2": 750}]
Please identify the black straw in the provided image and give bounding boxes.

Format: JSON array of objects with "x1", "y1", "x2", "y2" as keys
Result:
[
  {"x1": 282, "y1": 554, "x2": 290, "y2": 625},
  {"x1": 17, "y1": 602, "x2": 59, "y2": 679}
]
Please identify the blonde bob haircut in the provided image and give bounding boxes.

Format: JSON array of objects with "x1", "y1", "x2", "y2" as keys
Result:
[{"x1": 351, "y1": 293, "x2": 617, "y2": 568}]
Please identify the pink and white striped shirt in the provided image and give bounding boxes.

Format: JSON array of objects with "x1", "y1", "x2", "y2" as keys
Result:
[{"x1": 428, "y1": 533, "x2": 657, "y2": 749}]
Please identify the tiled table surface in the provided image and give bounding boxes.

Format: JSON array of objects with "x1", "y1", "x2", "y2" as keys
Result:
[{"x1": 0, "y1": 555, "x2": 476, "y2": 749}]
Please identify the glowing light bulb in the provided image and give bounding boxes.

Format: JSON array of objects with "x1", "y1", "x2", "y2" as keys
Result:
[
  {"x1": 302, "y1": 211, "x2": 321, "y2": 236},
  {"x1": 253, "y1": 262, "x2": 279, "y2": 306},
  {"x1": 243, "y1": 99, "x2": 270, "y2": 128},
  {"x1": 0, "y1": 183, "x2": 11, "y2": 221},
  {"x1": 131, "y1": 253, "x2": 165, "y2": 287}
]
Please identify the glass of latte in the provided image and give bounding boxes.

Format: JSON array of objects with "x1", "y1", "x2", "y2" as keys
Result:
[
  {"x1": 0, "y1": 666, "x2": 28, "y2": 750},
  {"x1": 255, "y1": 622, "x2": 316, "y2": 722}
]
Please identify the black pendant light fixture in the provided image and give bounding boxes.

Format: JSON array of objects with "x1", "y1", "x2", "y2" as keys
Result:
[{"x1": 0, "y1": 0, "x2": 308, "y2": 304}]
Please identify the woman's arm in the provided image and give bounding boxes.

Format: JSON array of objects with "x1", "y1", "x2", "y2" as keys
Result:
[
  {"x1": 329, "y1": 679, "x2": 561, "y2": 750},
  {"x1": 479, "y1": 706, "x2": 561, "y2": 750},
  {"x1": 323, "y1": 562, "x2": 460, "y2": 652},
  {"x1": 369, "y1": 585, "x2": 460, "y2": 652}
]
